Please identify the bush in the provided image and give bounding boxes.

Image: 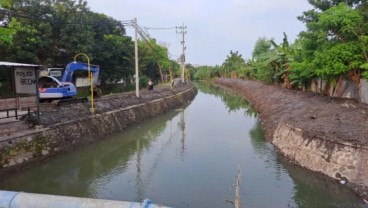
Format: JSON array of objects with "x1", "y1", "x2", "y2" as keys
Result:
[{"x1": 139, "y1": 75, "x2": 148, "y2": 88}]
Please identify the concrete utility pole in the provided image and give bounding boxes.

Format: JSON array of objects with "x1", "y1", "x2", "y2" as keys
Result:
[
  {"x1": 176, "y1": 23, "x2": 187, "y2": 83},
  {"x1": 134, "y1": 17, "x2": 139, "y2": 98}
]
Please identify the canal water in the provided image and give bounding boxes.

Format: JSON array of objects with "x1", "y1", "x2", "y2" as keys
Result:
[{"x1": 0, "y1": 82, "x2": 365, "y2": 208}]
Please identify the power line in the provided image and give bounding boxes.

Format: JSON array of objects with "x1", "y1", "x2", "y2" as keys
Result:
[
  {"x1": 143, "y1": 26, "x2": 176, "y2": 30},
  {"x1": 136, "y1": 25, "x2": 170, "y2": 62}
]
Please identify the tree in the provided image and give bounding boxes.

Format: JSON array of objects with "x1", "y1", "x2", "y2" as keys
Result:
[
  {"x1": 289, "y1": 1, "x2": 368, "y2": 93},
  {"x1": 193, "y1": 65, "x2": 218, "y2": 80},
  {"x1": 249, "y1": 34, "x2": 298, "y2": 85},
  {"x1": 1, "y1": 0, "x2": 94, "y2": 65},
  {"x1": 252, "y1": 37, "x2": 272, "y2": 60},
  {"x1": 0, "y1": 0, "x2": 13, "y2": 48},
  {"x1": 92, "y1": 34, "x2": 134, "y2": 85},
  {"x1": 251, "y1": 37, "x2": 276, "y2": 83},
  {"x1": 153, "y1": 42, "x2": 170, "y2": 83},
  {"x1": 87, "y1": 12, "x2": 134, "y2": 85},
  {"x1": 298, "y1": 0, "x2": 364, "y2": 24},
  {"x1": 138, "y1": 39, "x2": 171, "y2": 83},
  {"x1": 138, "y1": 39, "x2": 159, "y2": 81},
  {"x1": 185, "y1": 63, "x2": 195, "y2": 81},
  {"x1": 50, "y1": 0, "x2": 94, "y2": 65},
  {"x1": 269, "y1": 33, "x2": 295, "y2": 85},
  {"x1": 222, "y1": 50, "x2": 246, "y2": 78},
  {"x1": 301, "y1": 3, "x2": 367, "y2": 80},
  {"x1": 1, "y1": 0, "x2": 187, "y2": 93},
  {"x1": 6, "y1": 1, "x2": 52, "y2": 63}
]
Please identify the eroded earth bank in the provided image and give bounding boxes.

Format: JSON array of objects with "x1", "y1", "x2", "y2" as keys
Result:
[{"x1": 215, "y1": 78, "x2": 368, "y2": 199}]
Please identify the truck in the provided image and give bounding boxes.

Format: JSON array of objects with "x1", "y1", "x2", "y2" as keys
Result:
[{"x1": 38, "y1": 62, "x2": 101, "y2": 106}]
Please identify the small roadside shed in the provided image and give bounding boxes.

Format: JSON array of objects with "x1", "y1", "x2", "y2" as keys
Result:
[{"x1": 0, "y1": 61, "x2": 41, "y2": 121}]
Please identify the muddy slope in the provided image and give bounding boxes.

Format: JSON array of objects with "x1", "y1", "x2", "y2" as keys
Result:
[{"x1": 214, "y1": 78, "x2": 368, "y2": 146}]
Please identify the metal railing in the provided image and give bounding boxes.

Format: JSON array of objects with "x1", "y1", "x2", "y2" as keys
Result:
[{"x1": 0, "y1": 190, "x2": 170, "y2": 208}]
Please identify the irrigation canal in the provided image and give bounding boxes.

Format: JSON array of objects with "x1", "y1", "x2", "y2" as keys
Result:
[{"x1": 0, "y1": 82, "x2": 365, "y2": 208}]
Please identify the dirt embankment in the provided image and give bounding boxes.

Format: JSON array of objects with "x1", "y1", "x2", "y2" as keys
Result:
[
  {"x1": 215, "y1": 78, "x2": 368, "y2": 146},
  {"x1": 39, "y1": 85, "x2": 190, "y2": 127}
]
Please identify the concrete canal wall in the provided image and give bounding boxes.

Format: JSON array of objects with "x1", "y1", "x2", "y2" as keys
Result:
[
  {"x1": 0, "y1": 86, "x2": 197, "y2": 175},
  {"x1": 214, "y1": 78, "x2": 368, "y2": 197},
  {"x1": 273, "y1": 122, "x2": 368, "y2": 196}
]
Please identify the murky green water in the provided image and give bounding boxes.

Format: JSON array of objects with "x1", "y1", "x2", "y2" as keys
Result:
[{"x1": 0, "y1": 82, "x2": 365, "y2": 208}]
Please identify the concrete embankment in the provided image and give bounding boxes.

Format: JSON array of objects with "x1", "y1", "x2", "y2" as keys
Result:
[
  {"x1": 0, "y1": 85, "x2": 197, "y2": 175},
  {"x1": 214, "y1": 78, "x2": 368, "y2": 198}
]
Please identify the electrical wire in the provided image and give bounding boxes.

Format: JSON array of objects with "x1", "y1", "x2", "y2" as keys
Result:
[
  {"x1": 143, "y1": 26, "x2": 176, "y2": 30},
  {"x1": 136, "y1": 25, "x2": 172, "y2": 62}
]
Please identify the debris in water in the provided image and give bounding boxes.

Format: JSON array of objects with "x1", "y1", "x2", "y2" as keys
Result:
[{"x1": 364, "y1": 197, "x2": 368, "y2": 204}]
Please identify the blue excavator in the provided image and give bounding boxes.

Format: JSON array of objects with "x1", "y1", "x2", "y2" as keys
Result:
[{"x1": 38, "y1": 62, "x2": 101, "y2": 106}]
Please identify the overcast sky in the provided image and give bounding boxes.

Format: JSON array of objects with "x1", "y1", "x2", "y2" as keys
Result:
[{"x1": 86, "y1": 0, "x2": 312, "y2": 66}]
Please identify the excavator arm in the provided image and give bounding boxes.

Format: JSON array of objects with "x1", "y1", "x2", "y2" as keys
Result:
[{"x1": 61, "y1": 62, "x2": 100, "y2": 87}]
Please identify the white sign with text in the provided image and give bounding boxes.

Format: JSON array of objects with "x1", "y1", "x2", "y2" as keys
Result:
[{"x1": 14, "y1": 67, "x2": 37, "y2": 94}]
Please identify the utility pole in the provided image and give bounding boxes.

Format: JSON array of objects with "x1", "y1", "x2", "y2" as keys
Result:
[
  {"x1": 176, "y1": 23, "x2": 187, "y2": 83},
  {"x1": 134, "y1": 17, "x2": 139, "y2": 98}
]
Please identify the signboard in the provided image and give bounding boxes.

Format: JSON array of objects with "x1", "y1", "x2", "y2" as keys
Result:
[
  {"x1": 49, "y1": 70, "x2": 62, "y2": 77},
  {"x1": 14, "y1": 67, "x2": 37, "y2": 94}
]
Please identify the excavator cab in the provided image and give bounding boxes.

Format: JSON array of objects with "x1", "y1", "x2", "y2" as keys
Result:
[{"x1": 39, "y1": 76, "x2": 77, "y2": 102}]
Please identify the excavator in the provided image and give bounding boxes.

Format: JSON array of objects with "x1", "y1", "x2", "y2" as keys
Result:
[{"x1": 38, "y1": 62, "x2": 101, "y2": 106}]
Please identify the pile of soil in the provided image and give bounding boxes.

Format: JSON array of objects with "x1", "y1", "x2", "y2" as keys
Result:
[{"x1": 214, "y1": 78, "x2": 368, "y2": 146}]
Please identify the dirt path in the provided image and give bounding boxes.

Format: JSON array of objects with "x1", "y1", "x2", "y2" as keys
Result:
[
  {"x1": 0, "y1": 84, "x2": 189, "y2": 138},
  {"x1": 214, "y1": 78, "x2": 368, "y2": 146}
]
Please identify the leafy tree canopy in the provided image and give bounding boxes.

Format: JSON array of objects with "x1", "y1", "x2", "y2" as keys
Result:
[
  {"x1": 282, "y1": 1, "x2": 368, "y2": 91},
  {"x1": 0, "y1": 0, "x2": 180, "y2": 93},
  {"x1": 252, "y1": 37, "x2": 272, "y2": 60},
  {"x1": 222, "y1": 50, "x2": 246, "y2": 78}
]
